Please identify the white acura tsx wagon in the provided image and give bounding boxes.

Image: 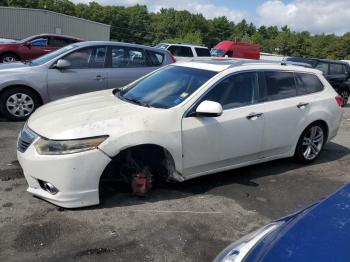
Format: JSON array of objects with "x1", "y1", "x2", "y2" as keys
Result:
[{"x1": 17, "y1": 60, "x2": 343, "y2": 208}]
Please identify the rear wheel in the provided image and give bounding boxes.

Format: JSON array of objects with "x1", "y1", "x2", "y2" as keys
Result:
[
  {"x1": 0, "y1": 53, "x2": 19, "y2": 63},
  {"x1": 0, "y1": 87, "x2": 41, "y2": 121},
  {"x1": 294, "y1": 123, "x2": 326, "y2": 163}
]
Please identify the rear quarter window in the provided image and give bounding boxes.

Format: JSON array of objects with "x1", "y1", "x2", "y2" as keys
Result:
[
  {"x1": 295, "y1": 73, "x2": 324, "y2": 95},
  {"x1": 146, "y1": 50, "x2": 164, "y2": 66}
]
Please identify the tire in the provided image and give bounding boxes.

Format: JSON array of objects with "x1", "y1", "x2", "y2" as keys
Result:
[
  {"x1": 0, "y1": 53, "x2": 19, "y2": 63},
  {"x1": 340, "y1": 89, "x2": 349, "y2": 106},
  {"x1": 0, "y1": 87, "x2": 41, "y2": 121},
  {"x1": 294, "y1": 123, "x2": 326, "y2": 163}
]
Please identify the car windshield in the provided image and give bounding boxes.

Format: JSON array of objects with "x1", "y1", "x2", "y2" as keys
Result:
[
  {"x1": 211, "y1": 49, "x2": 225, "y2": 57},
  {"x1": 117, "y1": 65, "x2": 217, "y2": 109},
  {"x1": 29, "y1": 44, "x2": 77, "y2": 66}
]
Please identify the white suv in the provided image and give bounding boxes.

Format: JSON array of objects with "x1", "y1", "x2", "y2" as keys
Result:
[
  {"x1": 155, "y1": 43, "x2": 211, "y2": 61},
  {"x1": 17, "y1": 60, "x2": 343, "y2": 208}
]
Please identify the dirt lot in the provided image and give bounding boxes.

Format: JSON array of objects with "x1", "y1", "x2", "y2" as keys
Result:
[{"x1": 0, "y1": 107, "x2": 349, "y2": 262}]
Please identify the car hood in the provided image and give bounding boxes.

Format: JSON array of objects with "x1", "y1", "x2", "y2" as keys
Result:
[
  {"x1": 255, "y1": 183, "x2": 350, "y2": 261},
  {"x1": 27, "y1": 89, "x2": 166, "y2": 140},
  {"x1": 0, "y1": 62, "x2": 30, "y2": 71}
]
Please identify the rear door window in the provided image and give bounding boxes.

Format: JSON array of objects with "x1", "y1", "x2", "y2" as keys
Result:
[
  {"x1": 264, "y1": 71, "x2": 296, "y2": 101},
  {"x1": 111, "y1": 46, "x2": 127, "y2": 68},
  {"x1": 127, "y1": 48, "x2": 146, "y2": 67},
  {"x1": 168, "y1": 46, "x2": 193, "y2": 57},
  {"x1": 50, "y1": 37, "x2": 70, "y2": 47},
  {"x1": 195, "y1": 48, "x2": 211, "y2": 57},
  {"x1": 295, "y1": 73, "x2": 324, "y2": 95}
]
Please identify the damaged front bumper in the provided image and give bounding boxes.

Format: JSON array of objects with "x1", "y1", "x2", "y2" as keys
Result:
[{"x1": 17, "y1": 143, "x2": 111, "y2": 208}]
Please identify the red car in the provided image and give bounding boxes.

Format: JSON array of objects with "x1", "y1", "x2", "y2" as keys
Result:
[
  {"x1": 211, "y1": 41, "x2": 260, "y2": 60},
  {"x1": 0, "y1": 34, "x2": 82, "y2": 63}
]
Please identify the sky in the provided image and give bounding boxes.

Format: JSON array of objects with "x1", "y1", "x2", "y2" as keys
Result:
[{"x1": 71, "y1": 0, "x2": 350, "y2": 35}]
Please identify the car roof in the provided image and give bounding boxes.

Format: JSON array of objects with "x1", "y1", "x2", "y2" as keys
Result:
[
  {"x1": 159, "y1": 43, "x2": 208, "y2": 49},
  {"x1": 73, "y1": 41, "x2": 169, "y2": 53},
  {"x1": 33, "y1": 33, "x2": 82, "y2": 40},
  {"x1": 288, "y1": 56, "x2": 348, "y2": 65},
  {"x1": 173, "y1": 58, "x2": 322, "y2": 74}
]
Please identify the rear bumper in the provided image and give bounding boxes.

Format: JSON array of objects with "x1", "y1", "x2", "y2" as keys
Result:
[{"x1": 17, "y1": 143, "x2": 111, "y2": 208}]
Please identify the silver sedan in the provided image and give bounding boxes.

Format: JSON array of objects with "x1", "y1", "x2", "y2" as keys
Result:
[{"x1": 0, "y1": 41, "x2": 174, "y2": 121}]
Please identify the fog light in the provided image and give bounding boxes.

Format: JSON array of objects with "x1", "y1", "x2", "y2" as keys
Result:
[{"x1": 38, "y1": 180, "x2": 59, "y2": 195}]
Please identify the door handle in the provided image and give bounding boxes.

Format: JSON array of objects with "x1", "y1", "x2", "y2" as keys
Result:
[
  {"x1": 246, "y1": 112, "x2": 263, "y2": 120},
  {"x1": 297, "y1": 102, "x2": 309, "y2": 108},
  {"x1": 94, "y1": 75, "x2": 105, "y2": 81},
  {"x1": 44, "y1": 49, "x2": 51, "y2": 52}
]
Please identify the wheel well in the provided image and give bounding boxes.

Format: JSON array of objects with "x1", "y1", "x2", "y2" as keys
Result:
[
  {"x1": 0, "y1": 85, "x2": 43, "y2": 105},
  {"x1": 309, "y1": 120, "x2": 329, "y2": 141},
  {"x1": 100, "y1": 144, "x2": 176, "y2": 184},
  {"x1": 0, "y1": 52, "x2": 20, "y2": 60}
]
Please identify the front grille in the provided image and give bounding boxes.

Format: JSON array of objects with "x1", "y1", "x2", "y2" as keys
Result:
[{"x1": 17, "y1": 124, "x2": 38, "y2": 153}]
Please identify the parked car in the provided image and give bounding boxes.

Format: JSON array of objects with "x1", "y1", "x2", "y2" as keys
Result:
[
  {"x1": 211, "y1": 41, "x2": 260, "y2": 60},
  {"x1": 285, "y1": 57, "x2": 350, "y2": 106},
  {"x1": 155, "y1": 43, "x2": 211, "y2": 61},
  {"x1": 0, "y1": 34, "x2": 82, "y2": 63},
  {"x1": 17, "y1": 60, "x2": 343, "y2": 208},
  {"x1": 0, "y1": 41, "x2": 174, "y2": 121},
  {"x1": 215, "y1": 183, "x2": 350, "y2": 262}
]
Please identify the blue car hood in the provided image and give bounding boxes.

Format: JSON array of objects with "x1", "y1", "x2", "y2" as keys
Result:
[{"x1": 254, "y1": 184, "x2": 350, "y2": 261}]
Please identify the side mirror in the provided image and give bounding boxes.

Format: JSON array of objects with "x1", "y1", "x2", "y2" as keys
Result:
[
  {"x1": 195, "y1": 100, "x2": 223, "y2": 117},
  {"x1": 55, "y1": 59, "x2": 71, "y2": 69}
]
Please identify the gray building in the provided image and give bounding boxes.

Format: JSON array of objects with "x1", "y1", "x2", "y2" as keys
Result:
[{"x1": 0, "y1": 7, "x2": 110, "y2": 41}]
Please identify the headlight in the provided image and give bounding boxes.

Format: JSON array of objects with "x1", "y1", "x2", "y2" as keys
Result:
[
  {"x1": 34, "y1": 136, "x2": 108, "y2": 155},
  {"x1": 215, "y1": 221, "x2": 284, "y2": 262}
]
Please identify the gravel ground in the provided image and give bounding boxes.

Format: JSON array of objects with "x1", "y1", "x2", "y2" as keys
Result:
[{"x1": 0, "y1": 106, "x2": 349, "y2": 262}]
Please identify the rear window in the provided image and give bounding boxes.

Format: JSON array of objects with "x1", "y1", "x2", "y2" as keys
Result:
[
  {"x1": 168, "y1": 46, "x2": 193, "y2": 57},
  {"x1": 146, "y1": 50, "x2": 164, "y2": 66},
  {"x1": 295, "y1": 73, "x2": 324, "y2": 95},
  {"x1": 195, "y1": 48, "x2": 211, "y2": 57},
  {"x1": 264, "y1": 71, "x2": 297, "y2": 101}
]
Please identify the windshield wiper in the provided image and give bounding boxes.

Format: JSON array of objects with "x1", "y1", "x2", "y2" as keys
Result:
[
  {"x1": 125, "y1": 97, "x2": 152, "y2": 108},
  {"x1": 116, "y1": 92, "x2": 152, "y2": 108}
]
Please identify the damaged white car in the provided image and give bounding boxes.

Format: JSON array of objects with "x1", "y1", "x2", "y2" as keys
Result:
[{"x1": 17, "y1": 60, "x2": 343, "y2": 208}]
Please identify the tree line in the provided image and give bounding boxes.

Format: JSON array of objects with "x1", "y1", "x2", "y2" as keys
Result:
[{"x1": 1, "y1": 0, "x2": 350, "y2": 60}]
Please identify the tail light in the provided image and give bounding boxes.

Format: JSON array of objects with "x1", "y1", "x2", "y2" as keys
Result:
[
  {"x1": 170, "y1": 54, "x2": 176, "y2": 63},
  {"x1": 335, "y1": 95, "x2": 343, "y2": 107}
]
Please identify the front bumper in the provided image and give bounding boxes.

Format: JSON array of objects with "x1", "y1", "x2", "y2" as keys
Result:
[{"x1": 17, "y1": 143, "x2": 111, "y2": 208}]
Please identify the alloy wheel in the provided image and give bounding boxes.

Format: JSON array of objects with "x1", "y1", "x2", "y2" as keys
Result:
[
  {"x1": 2, "y1": 56, "x2": 17, "y2": 63},
  {"x1": 341, "y1": 90, "x2": 349, "y2": 106},
  {"x1": 6, "y1": 93, "x2": 35, "y2": 117},
  {"x1": 302, "y1": 126, "x2": 324, "y2": 160}
]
